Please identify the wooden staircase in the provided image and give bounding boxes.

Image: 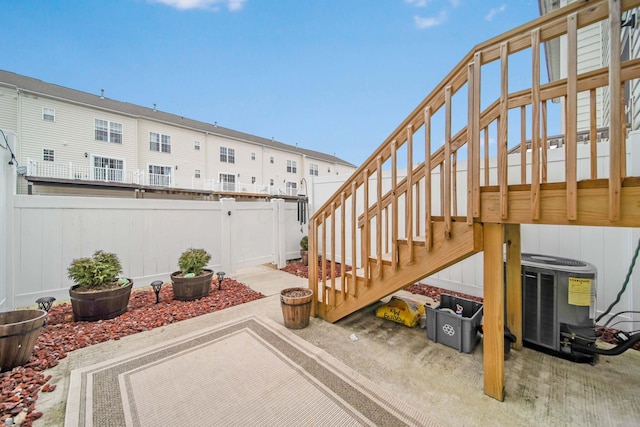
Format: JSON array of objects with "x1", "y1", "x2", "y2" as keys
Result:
[{"x1": 307, "y1": 0, "x2": 640, "y2": 401}]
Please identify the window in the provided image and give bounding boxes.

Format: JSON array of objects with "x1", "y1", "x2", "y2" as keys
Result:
[
  {"x1": 251, "y1": 176, "x2": 256, "y2": 184},
  {"x1": 93, "y1": 156, "x2": 124, "y2": 182},
  {"x1": 287, "y1": 160, "x2": 297, "y2": 173},
  {"x1": 220, "y1": 147, "x2": 235, "y2": 163},
  {"x1": 270, "y1": 156, "x2": 275, "y2": 164},
  {"x1": 110, "y1": 122, "x2": 122, "y2": 144},
  {"x1": 219, "y1": 173, "x2": 236, "y2": 191},
  {"x1": 43, "y1": 148, "x2": 55, "y2": 162},
  {"x1": 328, "y1": 167, "x2": 331, "y2": 173},
  {"x1": 194, "y1": 141, "x2": 201, "y2": 151},
  {"x1": 43, "y1": 107, "x2": 55, "y2": 122},
  {"x1": 148, "y1": 164, "x2": 172, "y2": 187},
  {"x1": 195, "y1": 169, "x2": 201, "y2": 178},
  {"x1": 161, "y1": 134, "x2": 171, "y2": 153},
  {"x1": 270, "y1": 179, "x2": 274, "y2": 185},
  {"x1": 286, "y1": 181, "x2": 297, "y2": 196},
  {"x1": 251, "y1": 152, "x2": 256, "y2": 160},
  {"x1": 95, "y1": 119, "x2": 108, "y2": 141},
  {"x1": 309, "y1": 163, "x2": 318, "y2": 176},
  {"x1": 94, "y1": 119, "x2": 122, "y2": 143},
  {"x1": 149, "y1": 132, "x2": 171, "y2": 153}
]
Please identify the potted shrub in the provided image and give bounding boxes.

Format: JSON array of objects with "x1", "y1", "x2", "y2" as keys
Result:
[
  {"x1": 68, "y1": 250, "x2": 133, "y2": 321},
  {"x1": 300, "y1": 236, "x2": 309, "y2": 266},
  {"x1": 170, "y1": 248, "x2": 214, "y2": 301}
]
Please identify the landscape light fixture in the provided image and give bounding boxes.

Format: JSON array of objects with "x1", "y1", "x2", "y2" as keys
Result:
[
  {"x1": 150, "y1": 280, "x2": 163, "y2": 304},
  {"x1": 35, "y1": 296, "x2": 56, "y2": 312},
  {"x1": 216, "y1": 271, "x2": 225, "y2": 290}
]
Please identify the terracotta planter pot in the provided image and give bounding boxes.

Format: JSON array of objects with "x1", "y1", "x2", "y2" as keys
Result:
[
  {"x1": 69, "y1": 280, "x2": 133, "y2": 322},
  {"x1": 280, "y1": 287, "x2": 313, "y2": 329},
  {"x1": 0, "y1": 309, "x2": 47, "y2": 372},
  {"x1": 301, "y1": 250, "x2": 309, "y2": 266},
  {"x1": 171, "y1": 269, "x2": 214, "y2": 301}
]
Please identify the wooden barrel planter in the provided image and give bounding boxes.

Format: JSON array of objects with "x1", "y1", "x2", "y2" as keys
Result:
[
  {"x1": 171, "y1": 270, "x2": 214, "y2": 301},
  {"x1": 0, "y1": 309, "x2": 47, "y2": 372},
  {"x1": 69, "y1": 280, "x2": 133, "y2": 322},
  {"x1": 280, "y1": 287, "x2": 313, "y2": 329}
]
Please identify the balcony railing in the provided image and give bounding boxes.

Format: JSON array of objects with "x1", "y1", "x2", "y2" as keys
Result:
[{"x1": 24, "y1": 158, "x2": 294, "y2": 196}]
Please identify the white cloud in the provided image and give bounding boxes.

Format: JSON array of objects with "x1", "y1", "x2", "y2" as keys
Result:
[
  {"x1": 449, "y1": 0, "x2": 460, "y2": 7},
  {"x1": 414, "y1": 10, "x2": 446, "y2": 29},
  {"x1": 485, "y1": 4, "x2": 506, "y2": 21},
  {"x1": 149, "y1": 0, "x2": 247, "y2": 11},
  {"x1": 405, "y1": 0, "x2": 431, "y2": 7}
]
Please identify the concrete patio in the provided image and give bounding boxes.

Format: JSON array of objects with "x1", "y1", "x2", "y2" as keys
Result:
[{"x1": 35, "y1": 264, "x2": 640, "y2": 426}]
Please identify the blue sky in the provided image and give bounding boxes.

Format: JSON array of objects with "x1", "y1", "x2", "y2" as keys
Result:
[{"x1": 2, "y1": 0, "x2": 542, "y2": 166}]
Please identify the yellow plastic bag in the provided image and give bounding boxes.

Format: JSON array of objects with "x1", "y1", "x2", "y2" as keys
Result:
[{"x1": 375, "y1": 296, "x2": 426, "y2": 327}]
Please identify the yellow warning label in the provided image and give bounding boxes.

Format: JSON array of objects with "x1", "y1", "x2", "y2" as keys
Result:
[{"x1": 568, "y1": 277, "x2": 592, "y2": 306}]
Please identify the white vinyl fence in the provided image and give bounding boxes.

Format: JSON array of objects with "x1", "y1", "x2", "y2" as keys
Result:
[
  {"x1": 309, "y1": 131, "x2": 640, "y2": 325},
  {"x1": 1, "y1": 191, "x2": 305, "y2": 311}
]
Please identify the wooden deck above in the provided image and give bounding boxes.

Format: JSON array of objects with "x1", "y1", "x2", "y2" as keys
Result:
[{"x1": 480, "y1": 178, "x2": 640, "y2": 227}]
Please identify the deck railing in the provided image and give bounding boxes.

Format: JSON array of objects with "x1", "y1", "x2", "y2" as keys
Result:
[
  {"x1": 25, "y1": 158, "x2": 291, "y2": 195},
  {"x1": 309, "y1": 0, "x2": 640, "y2": 315}
]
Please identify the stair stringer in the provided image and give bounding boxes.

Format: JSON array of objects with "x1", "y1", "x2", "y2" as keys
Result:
[{"x1": 319, "y1": 222, "x2": 483, "y2": 323}]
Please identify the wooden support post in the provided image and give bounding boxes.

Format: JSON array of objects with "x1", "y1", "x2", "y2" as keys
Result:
[
  {"x1": 609, "y1": 0, "x2": 622, "y2": 221},
  {"x1": 376, "y1": 156, "x2": 383, "y2": 278},
  {"x1": 471, "y1": 52, "x2": 481, "y2": 221},
  {"x1": 406, "y1": 125, "x2": 415, "y2": 262},
  {"x1": 322, "y1": 212, "x2": 327, "y2": 307},
  {"x1": 452, "y1": 152, "x2": 458, "y2": 217},
  {"x1": 310, "y1": 217, "x2": 318, "y2": 317},
  {"x1": 484, "y1": 127, "x2": 490, "y2": 186},
  {"x1": 499, "y1": 43, "x2": 509, "y2": 220},
  {"x1": 566, "y1": 12, "x2": 578, "y2": 220},
  {"x1": 505, "y1": 224, "x2": 522, "y2": 350},
  {"x1": 330, "y1": 202, "x2": 336, "y2": 307},
  {"x1": 444, "y1": 86, "x2": 453, "y2": 238},
  {"x1": 363, "y1": 169, "x2": 370, "y2": 284},
  {"x1": 351, "y1": 182, "x2": 358, "y2": 297},
  {"x1": 340, "y1": 193, "x2": 346, "y2": 300},
  {"x1": 531, "y1": 28, "x2": 541, "y2": 220},
  {"x1": 520, "y1": 106, "x2": 527, "y2": 184},
  {"x1": 424, "y1": 110, "x2": 433, "y2": 250},
  {"x1": 541, "y1": 101, "x2": 548, "y2": 184},
  {"x1": 483, "y1": 222, "x2": 505, "y2": 401},
  {"x1": 391, "y1": 140, "x2": 399, "y2": 268},
  {"x1": 590, "y1": 89, "x2": 598, "y2": 179}
]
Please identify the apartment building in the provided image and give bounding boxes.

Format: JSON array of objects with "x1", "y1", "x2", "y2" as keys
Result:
[
  {"x1": 539, "y1": 0, "x2": 640, "y2": 134},
  {"x1": 0, "y1": 70, "x2": 356, "y2": 200}
]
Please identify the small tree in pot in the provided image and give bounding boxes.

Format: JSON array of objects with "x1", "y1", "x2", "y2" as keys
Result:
[
  {"x1": 68, "y1": 250, "x2": 133, "y2": 321},
  {"x1": 171, "y1": 248, "x2": 214, "y2": 301}
]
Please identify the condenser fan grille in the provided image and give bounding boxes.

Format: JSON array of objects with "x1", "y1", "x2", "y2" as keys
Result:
[{"x1": 522, "y1": 254, "x2": 587, "y2": 267}]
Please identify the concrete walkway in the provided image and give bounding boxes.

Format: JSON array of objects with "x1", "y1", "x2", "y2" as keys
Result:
[{"x1": 35, "y1": 264, "x2": 640, "y2": 426}]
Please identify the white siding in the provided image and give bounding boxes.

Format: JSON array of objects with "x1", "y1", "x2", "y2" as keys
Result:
[
  {"x1": 20, "y1": 95, "x2": 138, "y2": 166},
  {"x1": 0, "y1": 85, "x2": 18, "y2": 132}
]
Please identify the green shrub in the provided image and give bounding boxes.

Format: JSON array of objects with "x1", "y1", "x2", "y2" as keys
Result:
[
  {"x1": 178, "y1": 248, "x2": 211, "y2": 275},
  {"x1": 300, "y1": 236, "x2": 308, "y2": 251},
  {"x1": 68, "y1": 250, "x2": 123, "y2": 290}
]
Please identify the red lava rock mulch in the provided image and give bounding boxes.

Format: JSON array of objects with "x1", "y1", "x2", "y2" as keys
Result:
[
  {"x1": 280, "y1": 260, "x2": 352, "y2": 280},
  {"x1": 0, "y1": 279, "x2": 264, "y2": 426}
]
